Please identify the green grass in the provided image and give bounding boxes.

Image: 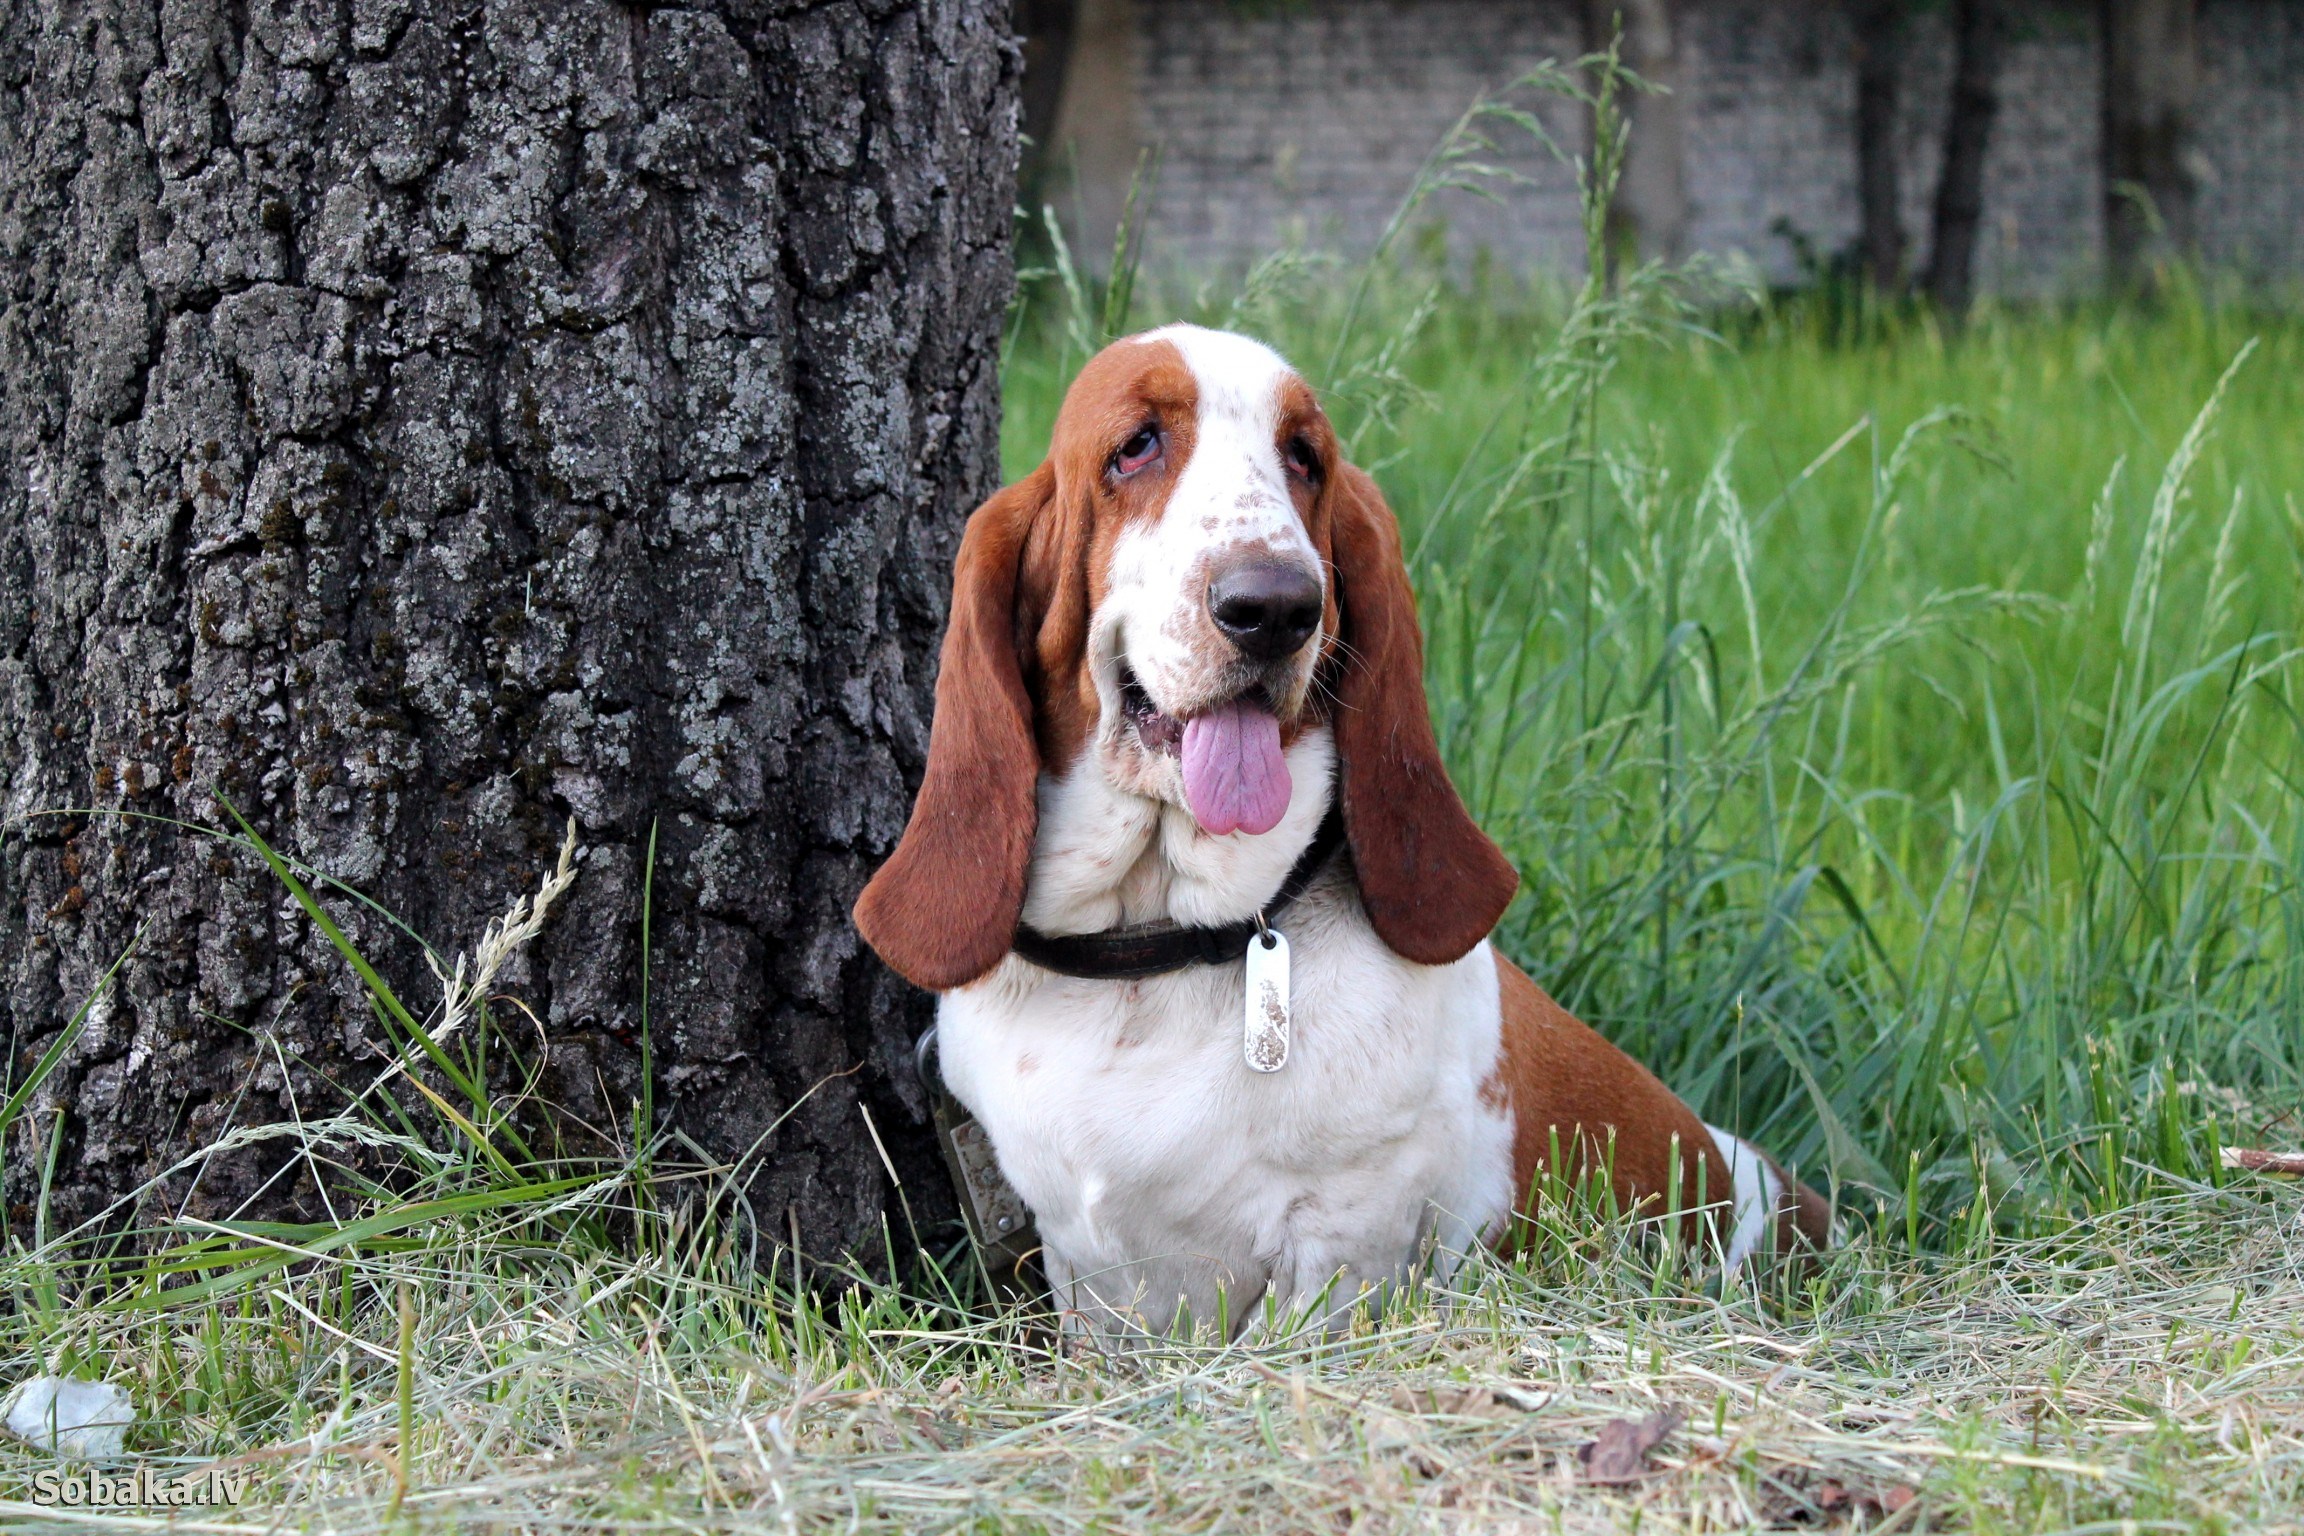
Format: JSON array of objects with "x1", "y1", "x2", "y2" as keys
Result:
[{"x1": 5, "y1": 65, "x2": 2304, "y2": 1532}]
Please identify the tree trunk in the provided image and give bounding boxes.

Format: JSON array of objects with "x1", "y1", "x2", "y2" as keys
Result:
[
  {"x1": 1588, "y1": 0, "x2": 1689, "y2": 267},
  {"x1": 0, "y1": 0, "x2": 1017, "y2": 1259},
  {"x1": 1925, "y1": 0, "x2": 2005, "y2": 312},
  {"x1": 1849, "y1": 0, "x2": 1907, "y2": 290},
  {"x1": 1042, "y1": 0, "x2": 1140, "y2": 257},
  {"x1": 2101, "y1": 0, "x2": 2199, "y2": 282}
]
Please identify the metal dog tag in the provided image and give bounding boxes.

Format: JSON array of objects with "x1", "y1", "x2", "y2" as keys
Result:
[{"x1": 1243, "y1": 927, "x2": 1291, "y2": 1072}]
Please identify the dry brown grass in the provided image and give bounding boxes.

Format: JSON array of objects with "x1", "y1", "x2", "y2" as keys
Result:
[{"x1": 0, "y1": 1173, "x2": 2297, "y2": 1534}]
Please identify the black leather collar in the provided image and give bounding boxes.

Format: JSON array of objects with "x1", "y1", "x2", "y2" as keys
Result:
[{"x1": 1010, "y1": 807, "x2": 1347, "y2": 980}]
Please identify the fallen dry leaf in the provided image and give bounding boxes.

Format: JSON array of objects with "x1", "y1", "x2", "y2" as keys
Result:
[
  {"x1": 1576, "y1": 1407, "x2": 1685, "y2": 1483},
  {"x1": 1762, "y1": 1471, "x2": 1920, "y2": 1526}
]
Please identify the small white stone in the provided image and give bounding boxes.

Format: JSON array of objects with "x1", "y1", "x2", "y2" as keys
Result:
[{"x1": 1, "y1": 1376, "x2": 135, "y2": 1461}]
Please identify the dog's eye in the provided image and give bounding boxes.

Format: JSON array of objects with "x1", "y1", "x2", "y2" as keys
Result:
[
  {"x1": 1112, "y1": 426, "x2": 1162, "y2": 477},
  {"x1": 1283, "y1": 435, "x2": 1319, "y2": 483}
]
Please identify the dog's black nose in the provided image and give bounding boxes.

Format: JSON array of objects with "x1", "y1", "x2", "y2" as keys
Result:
[{"x1": 1208, "y1": 561, "x2": 1324, "y2": 660}]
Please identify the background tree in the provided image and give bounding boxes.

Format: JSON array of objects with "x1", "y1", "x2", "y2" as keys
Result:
[
  {"x1": 1023, "y1": 0, "x2": 1138, "y2": 257},
  {"x1": 1849, "y1": 0, "x2": 1907, "y2": 290},
  {"x1": 1925, "y1": 0, "x2": 2006, "y2": 311},
  {"x1": 2101, "y1": 0, "x2": 2199, "y2": 282},
  {"x1": 1588, "y1": 0, "x2": 1689, "y2": 268},
  {"x1": 1016, "y1": 0, "x2": 1079, "y2": 213},
  {"x1": 0, "y1": 0, "x2": 1017, "y2": 1255}
]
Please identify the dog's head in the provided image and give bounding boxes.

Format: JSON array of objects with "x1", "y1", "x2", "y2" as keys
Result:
[{"x1": 855, "y1": 325, "x2": 1517, "y2": 990}]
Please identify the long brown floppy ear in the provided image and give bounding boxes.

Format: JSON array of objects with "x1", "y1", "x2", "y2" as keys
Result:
[
  {"x1": 853, "y1": 465, "x2": 1054, "y2": 991},
  {"x1": 1327, "y1": 462, "x2": 1519, "y2": 964}
]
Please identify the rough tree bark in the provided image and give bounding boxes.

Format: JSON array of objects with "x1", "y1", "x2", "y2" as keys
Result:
[
  {"x1": 1849, "y1": 0, "x2": 1906, "y2": 289},
  {"x1": 0, "y1": 0, "x2": 1017, "y2": 1257},
  {"x1": 1925, "y1": 0, "x2": 2005, "y2": 311},
  {"x1": 2101, "y1": 0, "x2": 2199, "y2": 282}
]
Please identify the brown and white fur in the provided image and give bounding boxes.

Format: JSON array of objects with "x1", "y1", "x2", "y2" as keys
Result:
[{"x1": 856, "y1": 325, "x2": 1830, "y2": 1339}]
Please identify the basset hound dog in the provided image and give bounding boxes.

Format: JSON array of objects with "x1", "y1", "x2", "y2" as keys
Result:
[{"x1": 856, "y1": 324, "x2": 1831, "y2": 1339}]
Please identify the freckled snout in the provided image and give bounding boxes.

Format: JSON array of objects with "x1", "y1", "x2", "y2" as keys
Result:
[{"x1": 1207, "y1": 559, "x2": 1323, "y2": 662}]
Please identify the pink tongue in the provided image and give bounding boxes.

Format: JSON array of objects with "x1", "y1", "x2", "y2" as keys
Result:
[{"x1": 1180, "y1": 698, "x2": 1292, "y2": 837}]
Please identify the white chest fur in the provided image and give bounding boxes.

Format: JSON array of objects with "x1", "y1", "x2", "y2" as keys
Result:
[{"x1": 935, "y1": 732, "x2": 1517, "y2": 1339}]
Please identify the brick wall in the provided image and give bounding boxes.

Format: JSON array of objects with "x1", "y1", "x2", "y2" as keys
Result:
[
  {"x1": 1097, "y1": 0, "x2": 2304, "y2": 288},
  {"x1": 1136, "y1": 1, "x2": 1588, "y2": 271},
  {"x1": 2198, "y1": 0, "x2": 2304, "y2": 275}
]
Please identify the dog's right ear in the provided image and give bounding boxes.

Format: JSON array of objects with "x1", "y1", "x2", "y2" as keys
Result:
[{"x1": 854, "y1": 465, "x2": 1054, "y2": 992}]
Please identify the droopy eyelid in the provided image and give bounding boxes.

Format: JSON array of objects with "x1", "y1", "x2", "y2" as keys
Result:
[{"x1": 1111, "y1": 423, "x2": 1163, "y2": 476}]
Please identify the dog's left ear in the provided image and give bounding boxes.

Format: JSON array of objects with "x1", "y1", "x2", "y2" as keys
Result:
[{"x1": 1325, "y1": 462, "x2": 1519, "y2": 963}]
